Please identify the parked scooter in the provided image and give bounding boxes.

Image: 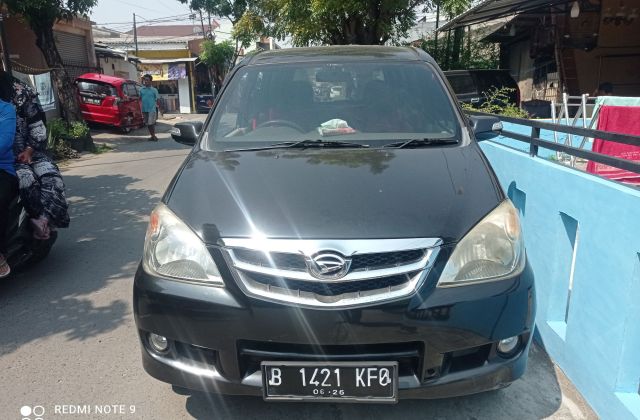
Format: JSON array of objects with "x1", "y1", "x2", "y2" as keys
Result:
[{"x1": 4, "y1": 196, "x2": 56, "y2": 274}]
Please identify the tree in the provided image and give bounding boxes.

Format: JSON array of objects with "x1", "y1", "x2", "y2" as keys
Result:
[
  {"x1": 181, "y1": 0, "x2": 252, "y2": 25},
  {"x1": 420, "y1": 35, "x2": 499, "y2": 71},
  {"x1": 2, "y1": 0, "x2": 97, "y2": 123},
  {"x1": 200, "y1": 40, "x2": 235, "y2": 92},
  {"x1": 254, "y1": 0, "x2": 430, "y2": 46},
  {"x1": 232, "y1": 10, "x2": 264, "y2": 51},
  {"x1": 179, "y1": 0, "x2": 258, "y2": 62},
  {"x1": 440, "y1": 0, "x2": 470, "y2": 69}
]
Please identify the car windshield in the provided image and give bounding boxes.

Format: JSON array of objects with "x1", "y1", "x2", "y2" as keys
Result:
[{"x1": 205, "y1": 61, "x2": 460, "y2": 151}]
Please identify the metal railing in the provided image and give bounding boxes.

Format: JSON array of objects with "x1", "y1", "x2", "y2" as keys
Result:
[
  {"x1": 468, "y1": 110, "x2": 640, "y2": 176},
  {"x1": 550, "y1": 93, "x2": 600, "y2": 167}
]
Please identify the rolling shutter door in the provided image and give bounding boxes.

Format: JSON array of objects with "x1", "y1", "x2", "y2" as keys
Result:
[{"x1": 54, "y1": 32, "x2": 89, "y2": 65}]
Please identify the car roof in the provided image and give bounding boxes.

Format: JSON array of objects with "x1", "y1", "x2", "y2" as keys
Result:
[
  {"x1": 76, "y1": 73, "x2": 135, "y2": 86},
  {"x1": 241, "y1": 46, "x2": 434, "y2": 66}
]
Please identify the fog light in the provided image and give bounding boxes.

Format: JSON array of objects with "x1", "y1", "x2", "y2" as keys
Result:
[
  {"x1": 497, "y1": 336, "x2": 520, "y2": 356},
  {"x1": 148, "y1": 333, "x2": 169, "y2": 353}
]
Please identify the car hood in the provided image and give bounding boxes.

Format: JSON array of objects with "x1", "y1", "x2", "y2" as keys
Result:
[{"x1": 166, "y1": 145, "x2": 503, "y2": 244}]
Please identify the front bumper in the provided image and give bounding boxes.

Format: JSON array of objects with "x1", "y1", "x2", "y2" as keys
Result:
[{"x1": 133, "y1": 257, "x2": 535, "y2": 399}]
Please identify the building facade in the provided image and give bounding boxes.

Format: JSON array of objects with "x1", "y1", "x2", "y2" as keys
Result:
[
  {"x1": 2, "y1": 13, "x2": 98, "y2": 118},
  {"x1": 441, "y1": 0, "x2": 640, "y2": 106},
  {"x1": 96, "y1": 24, "x2": 221, "y2": 113}
]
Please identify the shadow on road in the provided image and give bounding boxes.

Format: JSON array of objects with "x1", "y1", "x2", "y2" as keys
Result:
[
  {"x1": 178, "y1": 346, "x2": 566, "y2": 419},
  {"x1": 0, "y1": 173, "x2": 159, "y2": 356}
]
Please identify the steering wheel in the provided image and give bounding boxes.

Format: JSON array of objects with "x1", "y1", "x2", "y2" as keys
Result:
[{"x1": 256, "y1": 119, "x2": 305, "y2": 133}]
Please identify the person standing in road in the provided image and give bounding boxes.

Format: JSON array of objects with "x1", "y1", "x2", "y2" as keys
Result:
[
  {"x1": 141, "y1": 74, "x2": 160, "y2": 141},
  {"x1": 0, "y1": 76, "x2": 17, "y2": 277}
]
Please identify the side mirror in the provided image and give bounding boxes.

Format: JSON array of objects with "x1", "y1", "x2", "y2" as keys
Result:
[
  {"x1": 171, "y1": 122, "x2": 203, "y2": 146},
  {"x1": 469, "y1": 115, "x2": 503, "y2": 141}
]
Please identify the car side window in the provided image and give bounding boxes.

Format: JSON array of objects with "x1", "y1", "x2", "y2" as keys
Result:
[
  {"x1": 123, "y1": 83, "x2": 139, "y2": 98},
  {"x1": 448, "y1": 74, "x2": 476, "y2": 95}
]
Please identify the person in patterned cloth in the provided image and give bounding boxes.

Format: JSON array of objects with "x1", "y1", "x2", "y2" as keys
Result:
[{"x1": 0, "y1": 72, "x2": 70, "y2": 240}]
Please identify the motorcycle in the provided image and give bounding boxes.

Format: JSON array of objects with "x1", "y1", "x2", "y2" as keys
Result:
[{"x1": 4, "y1": 196, "x2": 57, "y2": 274}]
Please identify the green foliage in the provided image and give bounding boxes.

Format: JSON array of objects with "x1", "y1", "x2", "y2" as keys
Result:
[
  {"x1": 256, "y1": 0, "x2": 429, "y2": 46},
  {"x1": 439, "y1": 0, "x2": 471, "y2": 17},
  {"x1": 177, "y1": 0, "x2": 484, "y2": 50},
  {"x1": 419, "y1": 24, "x2": 500, "y2": 70},
  {"x1": 200, "y1": 40, "x2": 236, "y2": 71},
  {"x1": 233, "y1": 10, "x2": 265, "y2": 49},
  {"x1": 46, "y1": 118, "x2": 91, "y2": 160},
  {"x1": 2, "y1": 0, "x2": 97, "y2": 25},
  {"x1": 47, "y1": 118, "x2": 68, "y2": 148},
  {"x1": 178, "y1": 0, "x2": 254, "y2": 24},
  {"x1": 69, "y1": 121, "x2": 90, "y2": 139},
  {"x1": 462, "y1": 87, "x2": 529, "y2": 118}
]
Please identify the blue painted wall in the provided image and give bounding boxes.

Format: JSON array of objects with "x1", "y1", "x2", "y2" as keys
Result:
[{"x1": 480, "y1": 141, "x2": 640, "y2": 420}]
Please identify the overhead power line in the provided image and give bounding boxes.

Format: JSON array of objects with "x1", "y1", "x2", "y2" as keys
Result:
[{"x1": 95, "y1": 13, "x2": 193, "y2": 27}]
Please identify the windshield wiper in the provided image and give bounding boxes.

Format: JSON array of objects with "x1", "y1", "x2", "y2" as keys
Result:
[
  {"x1": 382, "y1": 138, "x2": 459, "y2": 149},
  {"x1": 226, "y1": 139, "x2": 370, "y2": 152},
  {"x1": 273, "y1": 139, "x2": 369, "y2": 149}
]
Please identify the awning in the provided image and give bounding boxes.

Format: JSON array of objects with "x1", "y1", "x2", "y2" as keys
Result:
[
  {"x1": 438, "y1": 0, "x2": 572, "y2": 31},
  {"x1": 138, "y1": 57, "x2": 198, "y2": 64}
]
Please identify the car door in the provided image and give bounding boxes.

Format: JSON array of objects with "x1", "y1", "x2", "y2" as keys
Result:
[{"x1": 121, "y1": 83, "x2": 144, "y2": 127}]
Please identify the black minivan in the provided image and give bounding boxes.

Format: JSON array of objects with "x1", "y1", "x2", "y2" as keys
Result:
[
  {"x1": 134, "y1": 46, "x2": 535, "y2": 403},
  {"x1": 444, "y1": 69, "x2": 520, "y2": 107}
]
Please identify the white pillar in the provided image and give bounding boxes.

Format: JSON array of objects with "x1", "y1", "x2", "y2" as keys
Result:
[{"x1": 178, "y1": 78, "x2": 190, "y2": 114}]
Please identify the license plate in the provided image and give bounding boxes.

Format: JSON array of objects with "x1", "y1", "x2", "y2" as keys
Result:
[{"x1": 262, "y1": 361, "x2": 398, "y2": 403}]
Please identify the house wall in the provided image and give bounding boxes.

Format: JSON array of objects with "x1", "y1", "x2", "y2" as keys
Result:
[
  {"x1": 4, "y1": 16, "x2": 48, "y2": 71},
  {"x1": 99, "y1": 57, "x2": 138, "y2": 81},
  {"x1": 54, "y1": 17, "x2": 97, "y2": 67},
  {"x1": 132, "y1": 49, "x2": 191, "y2": 59},
  {"x1": 3, "y1": 15, "x2": 97, "y2": 119},
  {"x1": 574, "y1": 48, "x2": 640, "y2": 96},
  {"x1": 4, "y1": 15, "x2": 96, "y2": 70},
  {"x1": 506, "y1": 39, "x2": 535, "y2": 101},
  {"x1": 567, "y1": 0, "x2": 640, "y2": 96},
  {"x1": 480, "y1": 140, "x2": 640, "y2": 420}
]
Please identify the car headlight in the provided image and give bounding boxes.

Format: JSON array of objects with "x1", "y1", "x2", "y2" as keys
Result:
[
  {"x1": 438, "y1": 200, "x2": 525, "y2": 286},
  {"x1": 143, "y1": 203, "x2": 223, "y2": 286}
]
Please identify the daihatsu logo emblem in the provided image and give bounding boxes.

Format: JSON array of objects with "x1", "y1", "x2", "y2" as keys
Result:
[{"x1": 306, "y1": 252, "x2": 352, "y2": 280}]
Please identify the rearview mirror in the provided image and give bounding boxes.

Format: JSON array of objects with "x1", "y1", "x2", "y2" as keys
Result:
[
  {"x1": 316, "y1": 69, "x2": 351, "y2": 83},
  {"x1": 469, "y1": 116, "x2": 503, "y2": 141},
  {"x1": 171, "y1": 122, "x2": 203, "y2": 146}
]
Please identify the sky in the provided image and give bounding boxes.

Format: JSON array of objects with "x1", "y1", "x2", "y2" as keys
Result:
[
  {"x1": 91, "y1": 0, "x2": 197, "y2": 32},
  {"x1": 90, "y1": 0, "x2": 435, "y2": 44}
]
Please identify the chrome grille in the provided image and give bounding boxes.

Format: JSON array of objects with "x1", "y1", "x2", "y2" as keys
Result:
[
  {"x1": 241, "y1": 271, "x2": 419, "y2": 296},
  {"x1": 233, "y1": 249, "x2": 307, "y2": 271},
  {"x1": 351, "y1": 250, "x2": 425, "y2": 271},
  {"x1": 233, "y1": 248, "x2": 427, "y2": 272},
  {"x1": 222, "y1": 238, "x2": 442, "y2": 308}
]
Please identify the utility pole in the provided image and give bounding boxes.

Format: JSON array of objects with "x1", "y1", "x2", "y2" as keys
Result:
[
  {"x1": 133, "y1": 13, "x2": 139, "y2": 55},
  {"x1": 434, "y1": 4, "x2": 440, "y2": 62},
  {"x1": 0, "y1": 12, "x2": 12, "y2": 75}
]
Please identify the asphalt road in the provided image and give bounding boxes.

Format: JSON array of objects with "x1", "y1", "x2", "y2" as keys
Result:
[{"x1": 0, "y1": 118, "x2": 596, "y2": 420}]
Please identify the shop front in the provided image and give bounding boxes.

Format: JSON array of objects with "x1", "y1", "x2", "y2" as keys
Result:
[{"x1": 139, "y1": 58, "x2": 196, "y2": 113}]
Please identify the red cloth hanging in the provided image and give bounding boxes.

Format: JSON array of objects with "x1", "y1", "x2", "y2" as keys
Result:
[{"x1": 586, "y1": 105, "x2": 640, "y2": 184}]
